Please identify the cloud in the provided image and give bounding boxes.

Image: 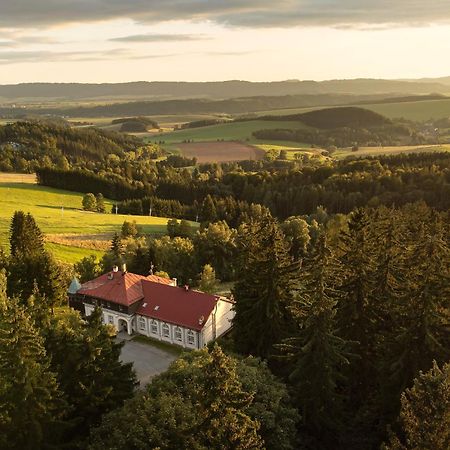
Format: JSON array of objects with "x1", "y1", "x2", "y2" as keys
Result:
[
  {"x1": 110, "y1": 33, "x2": 208, "y2": 43},
  {"x1": 1, "y1": 1, "x2": 450, "y2": 29},
  {"x1": 0, "y1": 48, "x2": 178, "y2": 64}
]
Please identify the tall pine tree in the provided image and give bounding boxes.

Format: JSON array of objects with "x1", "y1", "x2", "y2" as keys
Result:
[
  {"x1": 336, "y1": 208, "x2": 376, "y2": 400},
  {"x1": 279, "y1": 233, "x2": 350, "y2": 447},
  {"x1": 0, "y1": 280, "x2": 64, "y2": 450},
  {"x1": 233, "y1": 212, "x2": 299, "y2": 358}
]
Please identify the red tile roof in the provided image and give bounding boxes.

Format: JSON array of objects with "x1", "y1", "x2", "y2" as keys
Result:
[
  {"x1": 77, "y1": 271, "x2": 173, "y2": 306},
  {"x1": 138, "y1": 281, "x2": 219, "y2": 331}
]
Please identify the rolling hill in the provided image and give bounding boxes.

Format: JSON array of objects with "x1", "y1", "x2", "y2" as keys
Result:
[{"x1": 0, "y1": 174, "x2": 184, "y2": 263}]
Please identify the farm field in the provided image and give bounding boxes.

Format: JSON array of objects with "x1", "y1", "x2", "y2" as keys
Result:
[
  {"x1": 178, "y1": 141, "x2": 265, "y2": 163},
  {"x1": 0, "y1": 175, "x2": 188, "y2": 263},
  {"x1": 148, "y1": 119, "x2": 310, "y2": 145},
  {"x1": 257, "y1": 98, "x2": 450, "y2": 122},
  {"x1": 361, "y1": 99, "x2": 450, "y2": 121},
  {"x1": 334, "y1": 144, "x2": 450, "y2": 159}
]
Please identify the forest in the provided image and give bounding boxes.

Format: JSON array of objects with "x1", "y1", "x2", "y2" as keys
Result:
[{"x1": 0, "y1": 119, "x2": 449, "y2": 450}]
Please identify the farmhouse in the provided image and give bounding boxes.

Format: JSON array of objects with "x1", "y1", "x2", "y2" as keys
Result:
[{"x1": 68, "y1": 266, "x2": 235, "y2": 349}]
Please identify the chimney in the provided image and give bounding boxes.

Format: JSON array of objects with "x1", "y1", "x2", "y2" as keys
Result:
[
  {"x1": 122, "y1": 263, "x2": 127, "y2": 274},
  {"x1": 184, "y1": 284, "x2": 189, "y2": 291},
  {"x1": 112, "y1": 265, "x2": 119, "y2": 273},
  {"x1": 172, "y1": 277, "x2": 177, "y2": 286}
]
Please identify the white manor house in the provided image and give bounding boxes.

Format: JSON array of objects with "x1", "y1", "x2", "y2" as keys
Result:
[{"x1": 68, "y1": 266, "x2": 234, "y2": 349}]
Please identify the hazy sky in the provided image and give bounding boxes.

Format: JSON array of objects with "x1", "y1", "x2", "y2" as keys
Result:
[{"x1": 1, "y1": 0, "x2": 450, "y2": 83}]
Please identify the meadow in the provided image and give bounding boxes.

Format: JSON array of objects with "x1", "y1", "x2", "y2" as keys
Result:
[
  {"x1": 148, "y1": 119, "x2": 310, "y2": 145},
  {"x1": 334, "y1": 144, "x2": 450, "y2": 159},
  {"x1": 0, "y1": 175, "x2": 183, "y2": 263}
]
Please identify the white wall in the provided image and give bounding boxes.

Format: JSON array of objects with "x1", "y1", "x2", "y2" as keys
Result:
[
  {"x1": 84, "y1": 304, "x2": 134, "y2": 334},
  {"x1": 200, "y1": 298, "x2": 234, "y2": 347},
  {"x1": 135, "y1": 315, "x2": 199, "y2": 349}
]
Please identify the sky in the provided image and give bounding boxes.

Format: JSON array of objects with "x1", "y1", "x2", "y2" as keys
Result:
[{"x1": 1, "y1": 0, "x2": 450, "y2": 83}]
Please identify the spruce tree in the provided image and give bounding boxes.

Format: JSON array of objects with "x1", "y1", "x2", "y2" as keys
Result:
[
  {"x1": 201, "y1": 194, "x2": 218, "y2": 223},
  {"x1": 0, "y1": 290, "x2": 64, "y2": 450},
  {"x1": 10, "y1": 211, "x2": 44, "y2": 257},
  {"x1": 7, "y1": 212, "x2": 66, "y2": 305},
  {"x1": 279, "y1": 233, "x2": 350, "y2": 446},
  {"x1": 383, "y1": 361, "x2": 450, "y2": 450},
  {"x1": 89, "y1": 345, "x2": 263, "y2": 450},
  {"x1": 233, "y1": 212, "x2": 299, "y2": 358},
  {"x1": 384, "y1": 215, "x2": 450, "y2": 399},
  {"x1": 43, "y1": 306, "x2": 137, "y2": 444},
  {"x1": 336, "y1": 208, "x2": 376, "y2": 399}
]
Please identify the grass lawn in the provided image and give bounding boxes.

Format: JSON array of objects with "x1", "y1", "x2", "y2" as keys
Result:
[
  {"x1": 132, "y1": 334, "x2": 184, "y2": 356},
  {"x1": 44, "y1": 243, "x2": 105, "y2": 264},
  {"x1": 0, "y1": 175, "x2": 196, "y2": 263}
]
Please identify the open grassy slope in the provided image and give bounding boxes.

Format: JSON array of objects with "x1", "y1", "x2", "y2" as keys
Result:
[
  {"x1": 0, "y1": 175, "x2": 185, "y2": 263},
  {"x1": 149, "y1": 119, "x2": 310, "y2": 145}
]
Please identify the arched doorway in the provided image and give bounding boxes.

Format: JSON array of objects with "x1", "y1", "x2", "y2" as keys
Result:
[{"x1": 118, "y1": 318, "x2": 129, "y2": 335}]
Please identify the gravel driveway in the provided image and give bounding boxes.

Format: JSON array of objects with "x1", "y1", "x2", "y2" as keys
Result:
[{"x1": 117, "y1": 335, "x2": 178, "y2": 386}]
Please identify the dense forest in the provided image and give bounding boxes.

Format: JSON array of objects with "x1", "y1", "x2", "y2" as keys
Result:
[{"x1": 0, "y1": 119, "x2": 449, "y2": 449}]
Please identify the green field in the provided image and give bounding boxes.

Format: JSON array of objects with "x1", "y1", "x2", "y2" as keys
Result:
[
  {"x1": 148, "y1": 120, "x2": 310, "y2": 146},
  {"x1": 334, "y1": 144, "x2": 450, "y2": 159},
  {"x1": 257, "y1": 99, "x2": 450, "y2": 122},
  {"x1": 0, "y1": 176, "x2": 188, "y2": 264}
]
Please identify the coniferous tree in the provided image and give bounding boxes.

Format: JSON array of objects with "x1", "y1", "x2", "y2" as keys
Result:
[
  {"x1": 336, "y1": 208, "x2": 376, "y2": 399},
  {"x1": 7, "y1": 212, "x2": 66, "y2": 305},
  {"x1": 0, "y1": 282, "x2": 64, "y2": 450},
  {"x1": 101, "y1": 233, "x2": 124, "y2": 271},
  {"x1": 382, "y1": 361, "x2": 450, "y2": 450},
  {"x1": 201, "y1": 194, "x2": 218, "y2": 223},
  {"x1": 43, "y1": 306, "x2": 137, "y2": 445},
  {"x1": 384, "y1": 215, "x2": 450, "y2": 399},
  {"x1": 89, "y1": 345, "x2": 263, "y2": 450},
  {"x1": 10, "y1": 211, "x2": 44, "y2": 257},
  {"x1": 233, "y1": 212, "x2": 299, "y2": 358},
  {"x1": 279, "y1": 233, "x2": 350, "y2": 447}
]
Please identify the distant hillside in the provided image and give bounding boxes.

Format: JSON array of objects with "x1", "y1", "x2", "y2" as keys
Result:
[
  {"x1": 0, "y1": 94, "x2": 386, "y2": 118},
  {"x1": 262, "y1": 107, "x2": 390, "y2": 129},
  {"x1": 357, "y1": 94, "x2": 448, "y2": 105},
  {"x1": 1, "y1": 78, "x2": 449, "y2": 103}
]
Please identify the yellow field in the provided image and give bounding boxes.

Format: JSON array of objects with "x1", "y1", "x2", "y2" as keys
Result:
[{"x1": 334, "y1": 144, "x2": 450, "y2": 159}]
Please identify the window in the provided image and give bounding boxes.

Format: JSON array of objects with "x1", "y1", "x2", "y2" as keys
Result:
[
  {"x1": 150, "y1": 320, "x2": 158, "y2": 334},
  {"x1": 174, "y1": 327, "x2": 182, "y2": 342},
  {"x1": 162, "y1": 323, "x2": 170, "y2": 338},
  {"x1": 108, "y1": 315, "x2": 114, "y2": 324},
  {"x1": 187, "y1": 330, "x2": 195, "y2": 345},
  {"x1": 139, "y1": 317, "x2": 146, "y2": 330}
]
